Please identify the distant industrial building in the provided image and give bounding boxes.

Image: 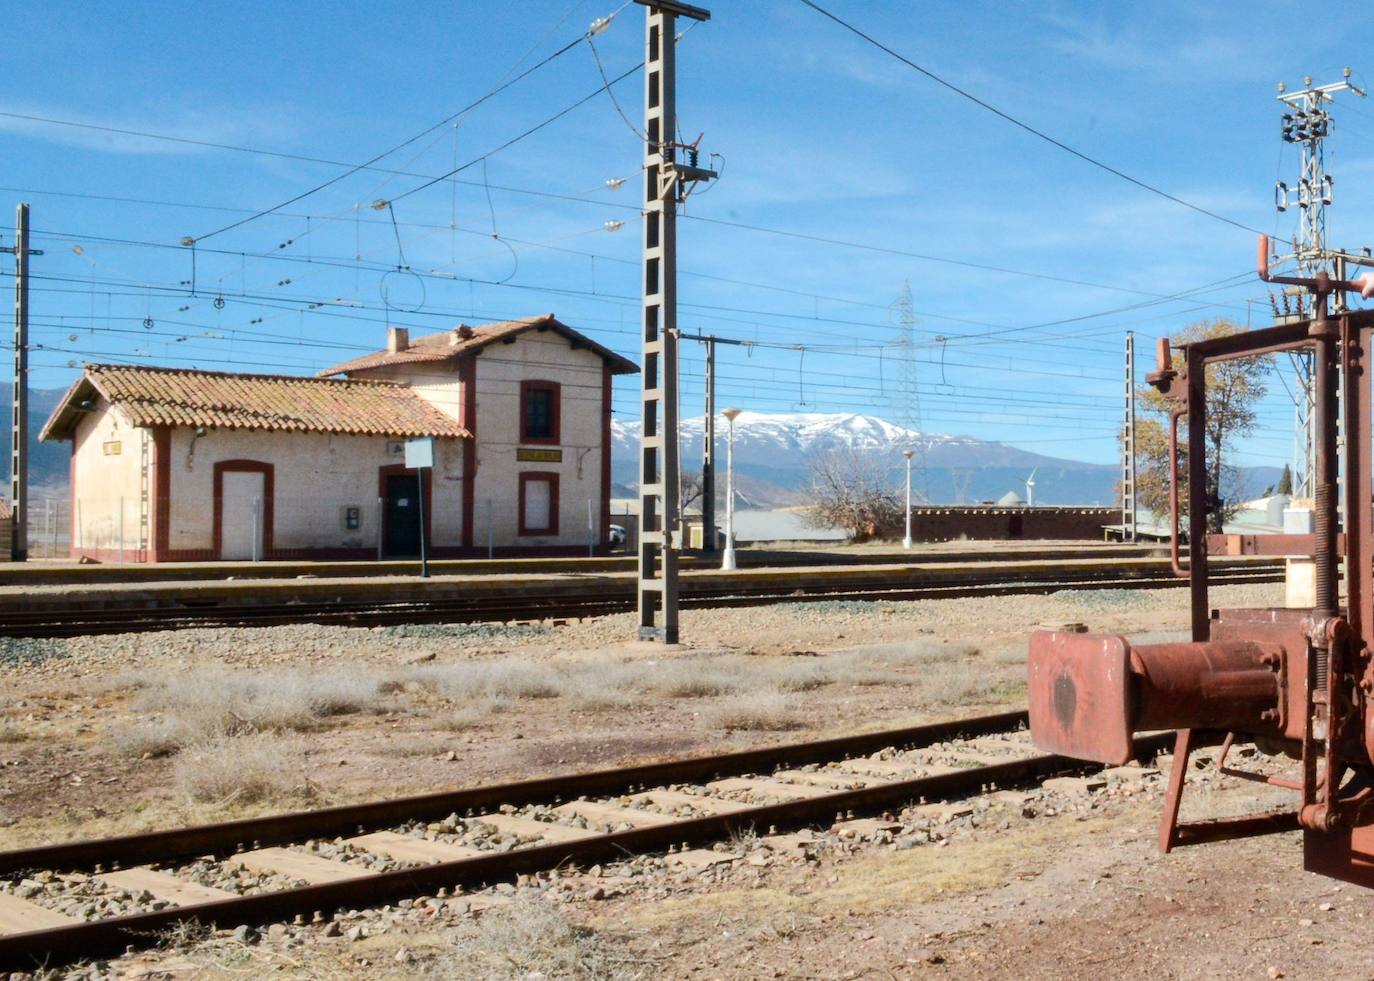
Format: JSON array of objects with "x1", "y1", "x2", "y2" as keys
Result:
[{"x1": 41, "y1": 314, "x2": 636, "y2": 561}]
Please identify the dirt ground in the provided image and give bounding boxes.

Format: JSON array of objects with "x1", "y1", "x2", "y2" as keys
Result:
[{"x1": 6, "y1": 580, "x2": 1366, "y2": 979}]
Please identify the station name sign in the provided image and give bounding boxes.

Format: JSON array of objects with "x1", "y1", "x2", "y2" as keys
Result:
[{"x1": 516, "y1": 447, "x2": 562, "y2": 463}]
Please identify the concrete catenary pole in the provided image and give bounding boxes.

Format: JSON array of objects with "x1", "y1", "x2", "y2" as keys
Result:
[
  {"x1": 1121, "y1": 331, "x2": 1137, "y2": 542},
  {"x1": 635, "y1": 0, "x2": 714, "y2": 642},
  {"x1": 7, "y1": 204, "x2": 41, "y2": 561}
]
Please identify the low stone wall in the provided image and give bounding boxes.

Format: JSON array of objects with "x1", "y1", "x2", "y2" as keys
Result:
[{"x1": 907, "y1": 506, "x2": 1114, "y2": 542}]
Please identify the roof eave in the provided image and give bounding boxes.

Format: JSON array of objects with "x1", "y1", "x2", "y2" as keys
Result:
[{"x1": 38, "y1": 375, "x2": 99, "y2": 442}]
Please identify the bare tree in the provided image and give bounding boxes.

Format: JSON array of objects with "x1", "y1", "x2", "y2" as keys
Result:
[
  {"x1": 678, "y1": 472, "x2": 703, "y2": 514},
  {"x1": 1130, "y1": 319, "x2": 1268, "y2": 533},
  {"x1": 804, "y1": 448, "x2": 903, "y2": 542}
]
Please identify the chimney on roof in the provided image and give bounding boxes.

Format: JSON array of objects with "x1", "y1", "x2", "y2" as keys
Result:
[{"x1": 387, "y1": 327, "x2": 410, "y2": 353}]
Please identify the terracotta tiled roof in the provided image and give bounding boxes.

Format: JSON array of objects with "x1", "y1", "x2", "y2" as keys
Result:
[
  {"x1": 318, "y1": 313, "x2": 638, "y2": 377},
  {"x1": 39, "y1": 364, "x2": 471, "y2": 441}
]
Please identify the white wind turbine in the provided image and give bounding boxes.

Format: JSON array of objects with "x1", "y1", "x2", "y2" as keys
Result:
[{"x1": 1025, "y1": 468, "x2": 1037, "y2": 508}]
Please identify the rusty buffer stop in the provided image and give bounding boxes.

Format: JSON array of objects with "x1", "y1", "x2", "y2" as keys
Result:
[{"x1": 1029, "y1": 236, "x2": 1374, "y2": 886}]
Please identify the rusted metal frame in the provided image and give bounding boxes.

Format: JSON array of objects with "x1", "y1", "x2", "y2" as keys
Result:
[
  {"x1": 1346, "y1": 320, "x2": 1372, "y2": 665},
  {"x1": 1300, "y1": 305, "x2": 1351, "y2": 834},
  {"x1": 1157, "y1": 728, "x2": 1195, "y2": 852},
  {"x1": 1159, "y1": 728, "x2": 1299, "y2": 851},
  {"x1": 0, "y1": 712, "x2": 1028, "y2": 877},
  {"x1": 1185, "y1": 318, "x2": 1313, "y2": 360},
  {"x1": 1168, "y1": 408, "x2": 1188, "y2": 578},
  {"x1": 1170, "y1": 811, "x2": 1301, "y2": 846},
  {"x1": 1215, "y1": 732, "x2": 1303, "y2": 791},
  {"x1": 1185, "y1": 344, "x2": 1209, "y2": 642},
  {"x1": 0, "y1": 734, "x2": 1174, "y2": 972}
]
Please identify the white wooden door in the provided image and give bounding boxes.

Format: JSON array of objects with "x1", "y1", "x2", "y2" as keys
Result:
[{"x1": 221, "y1": 471, "x2": 264, "y2": 560}]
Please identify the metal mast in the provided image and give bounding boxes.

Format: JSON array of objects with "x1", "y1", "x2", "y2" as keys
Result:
[
  {"x1": 1121, "y1": 331, "x2": 1137, "y2": 542},
  {"x1": 5, "y1": 204, "x2": 41, "y2": 561},
  {"x1": 635, "y1": 0, "x2": 714, "y2": 643},
  {"x1": 892, "y1": 281, "x2": 924, "y2": 499},
  {"x1": 1275, "y1": 69, "x2": 1365, "y2": 497}
]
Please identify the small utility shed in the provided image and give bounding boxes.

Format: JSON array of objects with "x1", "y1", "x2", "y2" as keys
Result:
[{"x1": 42, "y1": 365, "x2": 470, "y2": 561}]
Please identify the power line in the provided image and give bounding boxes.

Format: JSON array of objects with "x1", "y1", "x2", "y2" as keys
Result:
[
  {"x1": 20, "y1": 223, "x2": 1261, "y2": 357},
  {"x1": 191, "y1": 31, "x2": 594, "y2": 242},
  {"x1": 384, "y1": 63, "x2": 642, "y2": 208},
  {"x1": 795, "y1": 0, "x2": 1273, "y2": 239}
]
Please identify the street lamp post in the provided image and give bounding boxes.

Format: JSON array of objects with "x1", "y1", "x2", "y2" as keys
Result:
[
  {"x1": 902, "y1": 449, "x2": 914, "y2": 550},
  {"x1": 721, "y1": 407, "x2": 742, "y2": 571}
]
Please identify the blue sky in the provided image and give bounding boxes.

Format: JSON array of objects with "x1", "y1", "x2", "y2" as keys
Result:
[{"x1": 3, "y1": 0, "x2": 1372, "y2": 471}]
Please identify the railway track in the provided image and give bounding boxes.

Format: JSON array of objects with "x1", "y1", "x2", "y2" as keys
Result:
[
  {"x1": 0, "y1": 710, "x2": 1185, "y2": 972},
  {"x1": 0, "y1": 559, "x2": 1282, "y2": 638}
]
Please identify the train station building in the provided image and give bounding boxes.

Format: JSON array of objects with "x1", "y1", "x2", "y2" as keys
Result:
[{"x1": 40, "y1": 314, "x2": 636, "y2": 562}]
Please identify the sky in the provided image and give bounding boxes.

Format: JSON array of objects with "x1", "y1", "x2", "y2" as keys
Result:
[{"x1": 3, "y1": 0, "x2": 1373, "y2": 473}]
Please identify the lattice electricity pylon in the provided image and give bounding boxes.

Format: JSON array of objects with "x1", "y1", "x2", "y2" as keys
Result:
[
  {"x1": 891, "y1": 281, "x2": 926, "y2": 501},
  {"x1": 1275, "y1": 70, "x2": 1365, "y2": 498}
]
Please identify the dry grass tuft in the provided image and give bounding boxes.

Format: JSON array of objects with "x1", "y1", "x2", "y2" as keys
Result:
[
  {"x1": 704, "y1": 691, "x2": 799, "y2": 731},
  {"x1": 172, "y1": 732, "x2": 313, "y2": 806},
  {"x1": 132, "y1": 668, "x2": 382, "y2": 744},
  {"x1": 563, "y1": 662, "x2": 643, "y2": 709},
  {"x1": 648, "y1": 659, "x2": 745, "y2": 698},
  {"x1": 438, "y1": 696, "x2": 508, "y2": 730},
  {"x1": 446, "y1": 894, "x2": 641, "y2": 979},
  {"x1": 0, "y1": 722, "x2": 29, "y2": 744},
  {"x1": 408, "y1": 659, "x2": 561, "y2": 700},
  {"x1": 114, "y1": 718, "x2": 183, "y2": 759}
]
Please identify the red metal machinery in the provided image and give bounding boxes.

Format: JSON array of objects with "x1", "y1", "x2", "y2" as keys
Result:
[{"x1": 1028, "y1": 238, "x2": 1374, "y2": 884}]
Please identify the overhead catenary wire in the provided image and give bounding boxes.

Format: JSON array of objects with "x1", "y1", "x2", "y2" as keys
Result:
[
  {"x1": 189, "y1": 16, "x2": 600, "y2": 243},
  {"x1": 795, "y1": 0, "x2": 1275, "y2": 240}
]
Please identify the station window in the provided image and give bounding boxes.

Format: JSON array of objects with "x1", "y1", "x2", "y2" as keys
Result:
[
  {"x1": 520, "y1": 380, "x2": 560, "y2": 444},
  {"x1": 519, "y1": 472, "x2": 559, "y2": 536}
]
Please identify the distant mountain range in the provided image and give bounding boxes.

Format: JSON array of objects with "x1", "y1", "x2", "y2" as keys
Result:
[
  {"x1": 1, "y1": 386, "x2": 70, "y2": 493},
  {"x1": 612, "y1": 411, "x2": 1281, "y2": 508},
  {"x1": 6, "y1": 392, "x2": 1279, "y2": 511}
]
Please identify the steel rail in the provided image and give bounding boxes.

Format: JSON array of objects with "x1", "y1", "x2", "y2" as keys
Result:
[
  {"x1": 0, "y1": 726, "x2": 1180, "y2": 972},
  {"x1": 0, "y1": 565, "x2": 1283, "y2": 638},
  {"x1": 0, "y1": 711, "x2": 1028, "y2": 876}
]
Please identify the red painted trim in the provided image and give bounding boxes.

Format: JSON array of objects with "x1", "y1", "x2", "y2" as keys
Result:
[
  {"x1": 151, "y1": 427, "x2": 171, "y2": 562},
  {"x1": 460, "y1": 356, "x2": 477, "y2": 548},
  {"x1": 68, "y1": 436, "x2": 78, "y2": 560},
  {"x1": 519, "y1": 379, "x2": 561, "y2": 445},
  {"x1": 600, "y1": 363, "x2": 612, "y2": 546},
  {"x1": 517, "y1": 471, "x2": 560, "y2": 536},
  {"x1": 213, "y1": 460, "x2": 275, "y2": 560},
  {"x1": 69, "y1": 544, "x2": 598, "y2": 564},
  {"x1": 378, "y1": 463, "x2": 433, "y2": 557}
]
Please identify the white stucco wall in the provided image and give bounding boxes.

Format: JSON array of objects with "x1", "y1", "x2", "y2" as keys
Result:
[
  {"x1": 469, "y1": 331, "x2": 608, "y2": 550},
  {"x1": 70, "y1": 400, "x2": 150, "y2": 555},
  {"x1": 165, "y1": 428, "x2": 465, "y2": 556},
  {"x1": 359, "y1": 363, "x2": 466, "y2": 423}
]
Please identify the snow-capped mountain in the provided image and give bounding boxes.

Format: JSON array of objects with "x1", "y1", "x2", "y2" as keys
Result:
[
  {"x1": 613, "y1": 411, "x2": 972, "y2": 460},
  {"x1": 610, "y1": 411, "x2": 1122, "y2": 507}
]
